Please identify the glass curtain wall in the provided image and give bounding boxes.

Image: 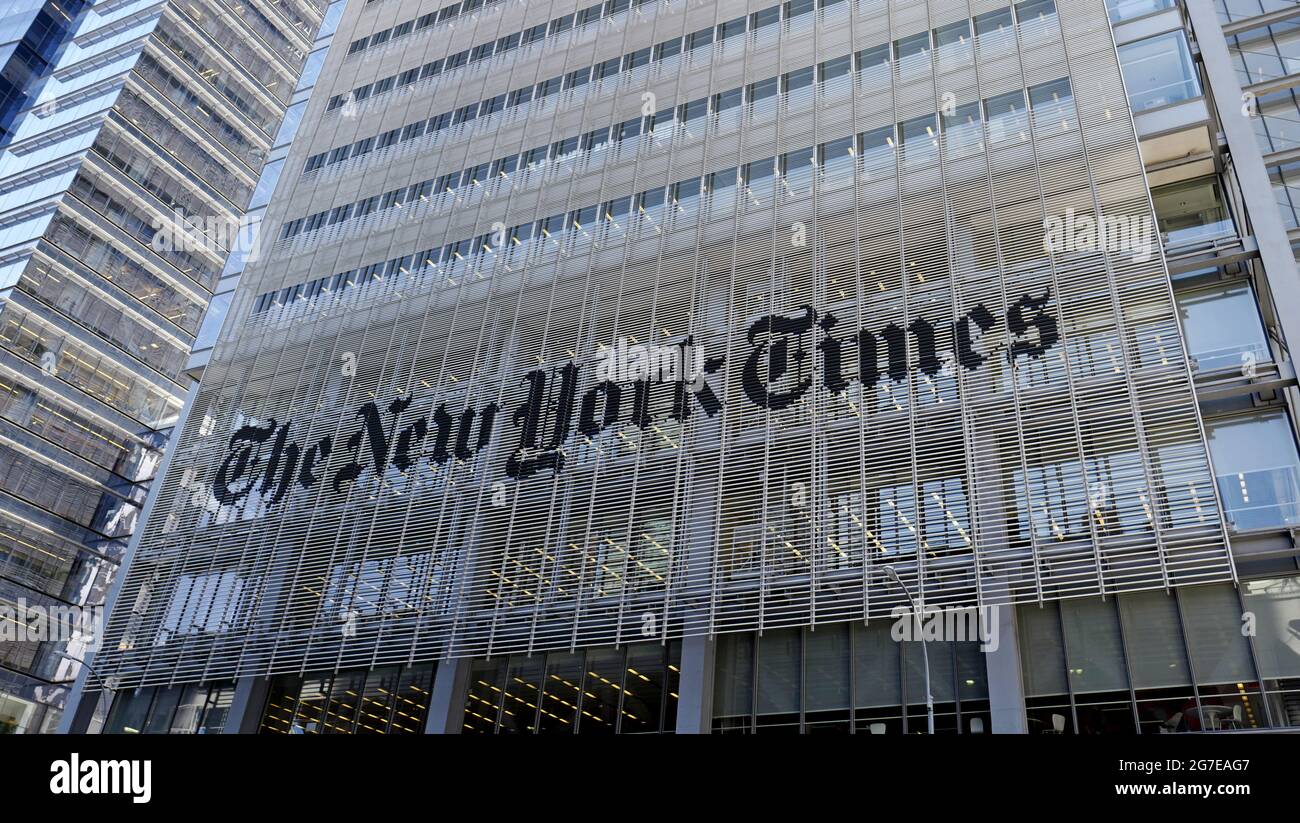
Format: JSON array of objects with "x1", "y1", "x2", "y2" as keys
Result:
[
  {"x1": 1021, "y1": 581, "x2": 1298, "y2": 733},
  {"x1": 462, "y1": 643, "x2": 680, "y2": 734},
  {"x1": 712, "y1": 622, "x2": 990, "y2": 734}
]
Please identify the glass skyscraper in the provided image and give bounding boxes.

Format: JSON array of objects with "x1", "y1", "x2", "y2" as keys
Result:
[
  {"x1": 0, "y1": 0, "x2": 333, "y2": 733},
  {"x1": 62, "y1": 0, "x2": 1300, "y2": 734}
]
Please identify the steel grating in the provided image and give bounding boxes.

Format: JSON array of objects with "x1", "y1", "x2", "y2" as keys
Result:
[{"x1": 92, "y1": 0, "x2": 1236, "y2": 690}]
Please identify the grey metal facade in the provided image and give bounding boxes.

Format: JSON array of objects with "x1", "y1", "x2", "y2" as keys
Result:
[{"x1": 81, "y1": 0, "x2": 1245, "y2": 702}]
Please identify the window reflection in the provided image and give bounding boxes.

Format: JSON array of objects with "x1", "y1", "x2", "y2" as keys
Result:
[
  {"x1": 1207, "y1": 412, "x2": 1300, "y2": 531},
  {"x1": 713, "y1": 623, "x2": 989, "y2": 733},
  {"x1": 1152, "y1": 176, "x2": 1235, "y2": 247},
  {"x1": 460, "y1": 643, "x2": 679, "y2": 733},
  {"x1": 259, "y1": 664, "x2": 434, "y2": 734},
  {"x1": 1119, "y1": 31, "x2": 1201, "y2": 111},
  {"x1": 1175, "y1": 280, "x2": 1268, "y2": 372}
]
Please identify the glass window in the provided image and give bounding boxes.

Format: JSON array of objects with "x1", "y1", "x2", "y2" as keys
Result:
[
  {"x1": 1015, "y1": 0, "x2": 1057, "y2": 23},
  {"x1": 624, "y1": 47, "x2": 650, "y2": 70},
  {"x1": 499, "y1": 656, "x2": 543, "y2": 733},
  {"x1": 713, "y1": 87, "x2": 742, "y2": 113},
  {"x1": 1175, "y1": 280, "x2": 1268, "y2": 372},
  {"x1": 637, "y1": 187, "x2": 666, "y2": 211},
  {"x1": 654, "y1": 38, "x2": 682, "y2": 61},
  {"x1": 706, "y1": 167, "x2": 738, "y2": 192},
  {"x1": 855, "y1": 43, "x2": 890, "y2": 72},
  {"x1": 463, "y1": 659, "x2": 506, "y2": 733},
  {"x1": 985, "y1": 90, "x2": 1028, "y2": 142},
  {"x1": 819, "y1": 54, "x2": 851, "y2": 82},
  {"x1": 905, "y1": 638, "x2": 956, "y2": 707},
  {"x1": 103, "y1": 687, "x2": 155, "y2": 733},
  {"x1": 678, "y1": 98, "x2": 707, "y2": 122},
  {"x1": 620, "y1": 644, "x2": 667, "y2": 733},
  {"x1": 900, "y1": 114, "x2": 939, "y2": 155},
  {"x1": 784, "y1": 0, "x2": 814, "y2": 18},
  {"x1": 564, "y1": 67, "x2": 590, "y2": 89},
  {"x1": 934, "y1": 19, "x2": 971, "y2": 49},
  {"x1": 780, "y1": 146, "x2": 815, "y2": 174},
  {"x1": 686, "y1": 27, "x2": 714, "y2": 50},
  {"x1": 1207, "y1": 412, "x2": 1300, "y2": 530},
  {"x1": 1029, "y1": 78, "x2": 1077, "y2": 133},
  {"x1": 818, "y1": 135, "x2": 854, "y2": 166},
  {"x1": 1240, "y1": 575, "x2": 1300, "y2": 679},
  {"x1": 782, "y1": 65, "x2": 815, "y2": 93},
  {"x1": 580, "y1": 647, "x2": 624, "y2": 733},
  {"x1": 194, "y1": 291, "x2": 232, "y2": 350},
  {"x1": 1019, "y1": 602, "x2": 1069, "y2": 696},
  {"x1": 1106, "y1": 0, "x2": 1173, "y2": 22},
  {"x1": 1119, "y1": 31, "x2": 1201, "y2": 111},
  {"x1": 747, "y1": 76, "x2": 779, "y2": 103},
  {"x1": 1152, "y1": 176, "x2": 1234, "y2": 246},
  {"x1": 714, "y1": 633, "x2": 755, "y2": 729},
  {"x1": 605, "y1": 195, "x2": 632, "y2": 219},
  {"x1": 1029, "y1": 77, "x2": 1073, "y2": 111},
  {"x1": 1060, "y1": 598, "x2": 1129, "y2": 694},
  {"x1": 743, "y1": 157, "x2": 775, "y2": 184},
  {"x1": 894, "y1": 31, "x2": 930, "y2": 61},
  {"x1": 751, "y1": 6, "x2": 781, "y2": 30},
  {"x1": 853, "y1": 621, "x2": 901, "y2": 708},
  {"x1": 985, "y1": 89, "x2": 1026, "y2": 120},
  {"x1": 805, "y1": 623, "x2": 850, "y2": 712},
  {"x1": 1179, "y1": 584, "x2": 1256, "y2": 684},
  {"x1": 943, "y1": 100, "x2": 983, "y2": 150},
  {"x1": 616, "y1": 117, "x2": 642, "y2": 140},
  {"x1": 549, "y1": 13, "x2": 574, "y2": 34},
  {"x1": 538, "y1": 652, "x2": 584, "y2": 733},
  {"x1": 756, "y1": 627, "x2": 801, "y2": 722},
  {"x1": 718, "y1": 16, "x2": 746, "y2": 39},
  {"x1": 1118, "y1": 591, "x2": 1192, "y2": 689},
  {"x1": 858, "y1": 124, "x2": 897, "y2": 159},
  {"x1": 975, "y1": 7, "x2": 1014, "y2": 36}
]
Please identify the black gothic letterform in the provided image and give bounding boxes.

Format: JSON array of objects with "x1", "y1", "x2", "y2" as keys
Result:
[
  {"x1": 1008, "y1": 290, "x2": 1059, "y2": 360},
  {"x1": 506, "y1": 364, "x2": 579, "y2": 478},
  {"x1": 579, "y1": 380, "x2": 622, "y2": 435},
  {"x1": 956, "y1": 305, "x2": 997, "y2": 370},
  {"x1": 299, "y1": 437, "x2": 332, "y2": 488},
  {"x1": 257, "y1": 422, "x2": 300, "y2": 504},
  {"x1": 454, "y1": 403, "x2": 498, "y2": 460},
  {"x1": 742, "y1": 306, "x2": 817, "y2": 410},
  {"x1": 213, "y1": 419, "x2": 277, "y2": 505}
]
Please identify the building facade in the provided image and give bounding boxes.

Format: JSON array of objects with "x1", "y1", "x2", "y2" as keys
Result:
[
  {"x1": 0, "y1": 0, "x2": 333, "y2": 733},
  {"x1": 67, "y1": 0, "x2": 1300, "y2": 734}
]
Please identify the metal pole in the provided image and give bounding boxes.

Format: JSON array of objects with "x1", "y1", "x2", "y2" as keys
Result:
[
  {"x1": 884, "y1": 566, "x2": 933, "y2": 734},
  {"x1": 60, "y1": 653, "x2": 116, "y2": 734}
]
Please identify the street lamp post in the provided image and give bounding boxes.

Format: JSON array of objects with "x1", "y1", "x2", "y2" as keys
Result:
[
  {"x1": 883, "y1": 566, "x2": 934, "y2": 735},
  {"x1": 60, "y1": 652, "x2": 117, "y2": 734}
]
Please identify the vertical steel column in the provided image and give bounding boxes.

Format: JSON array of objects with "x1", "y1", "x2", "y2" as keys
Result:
[
  {"x1": 675, "y1": 634, "x2": 715, "y2": 734},
  {"x1": 1187, "y1": 0, "x2": 1300, "y2": 355},
  {"x1": 424, "y1": 658, "x2": 472, "y2": 734},
  {"x1": 223, "y1": 677, "x2": 272, "y2": 734},
  {"x1": 986, "y1": 600, "x2": 1029, "y2": 734}
]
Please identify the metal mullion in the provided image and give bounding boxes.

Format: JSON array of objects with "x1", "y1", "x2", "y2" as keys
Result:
[
  {"x1": 1068, "y1": 15, "x2": 1177, "y2": 594},
  {"x1": 1233, "y1": 580, "x2": 1278, "y2": 728},
  {"x1": 362, "y1": 303, "x2": 437, "y2": 665},
  {"x1": 238, "y1": 314, "x2": 343, "y2": 681},
  {"x1": 443, "y1": 242, "x2": 533, "y2": 659},
  {"x1": 926, "y1": 4, "x2": 986, "y2": 620},
  {"x1": 401, "y1": 244, "x2": 482, "y2": 665},
  {"x1": 324, "y1": 309, "x2": 406, "y2": 675}
]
